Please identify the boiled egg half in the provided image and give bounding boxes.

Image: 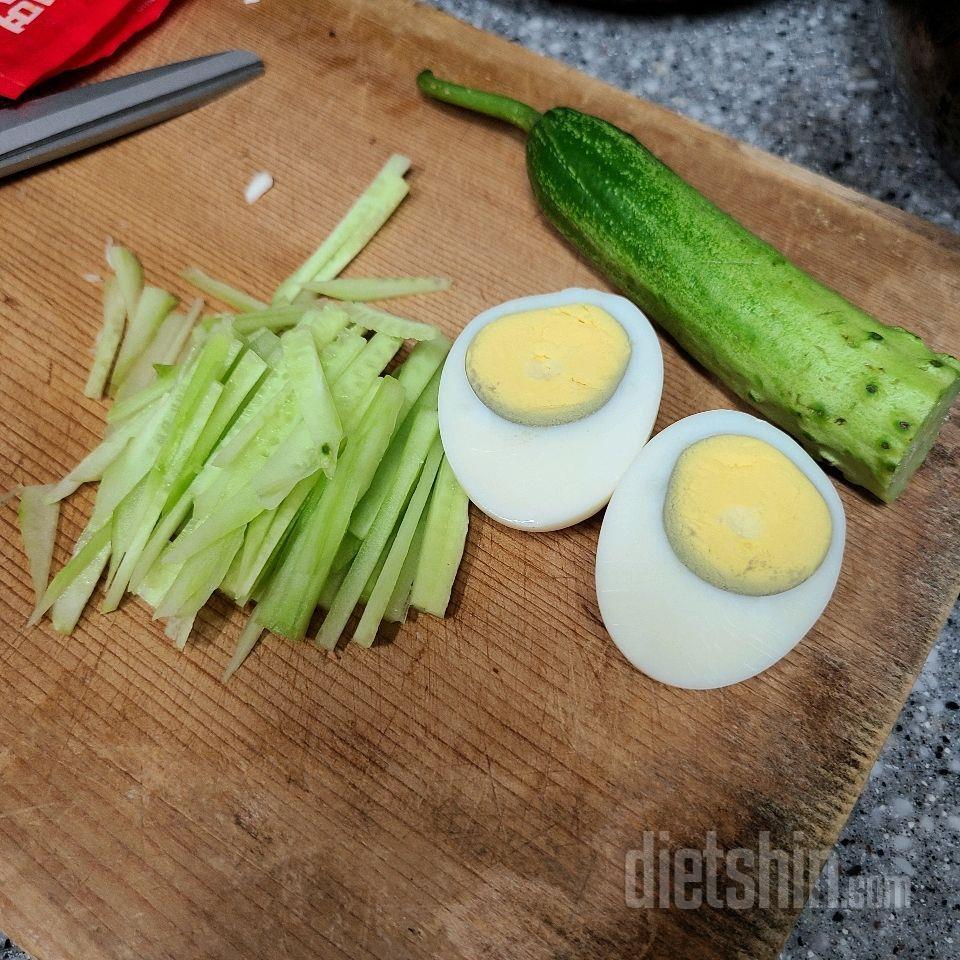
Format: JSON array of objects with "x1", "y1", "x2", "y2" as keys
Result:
[
  {"x1": 438, "y1": 289, "x2": 663, "y2": 531},
  {"x1": 596, "y1": 410, "x2": 845, "y2": 689}
]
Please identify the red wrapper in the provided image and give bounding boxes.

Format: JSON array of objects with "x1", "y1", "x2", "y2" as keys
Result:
[{"x1": 0, "y1": 0, "x2": 174, "y2": 100}]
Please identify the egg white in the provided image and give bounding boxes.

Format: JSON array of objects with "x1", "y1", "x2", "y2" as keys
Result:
[
  {"x1": 438, "y1": 289, "x2": 664, "y2": 531},
  {"x1": 595, "y1": 410, "x2": 846, "y2": 689}
]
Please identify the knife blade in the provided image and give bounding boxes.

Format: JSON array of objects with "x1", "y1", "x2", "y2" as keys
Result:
[{"x1": 0, "y1": 49, "x2": 264, "y2": 180}]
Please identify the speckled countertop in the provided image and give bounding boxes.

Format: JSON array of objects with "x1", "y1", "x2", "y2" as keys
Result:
[{"x1": 2, "y1": 2, "x2": 959, "y2": 959}]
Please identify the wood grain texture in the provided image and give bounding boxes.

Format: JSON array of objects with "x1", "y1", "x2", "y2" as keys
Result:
[{"x1": 1, "y1": 2, "x2": 958, "y2": 958}]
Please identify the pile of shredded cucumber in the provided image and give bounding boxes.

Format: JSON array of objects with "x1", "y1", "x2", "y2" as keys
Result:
[{"x1": 16, "y1": 155, "x2": 469, "y2": 680}]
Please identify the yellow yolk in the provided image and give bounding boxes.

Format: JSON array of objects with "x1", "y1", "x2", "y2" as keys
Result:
[
  {"x1": 465, "y1": 303, "x2": 631, "y2": 426},
  {"x1": 663, "y1": 434, "x2": 832, "y2": 596}
]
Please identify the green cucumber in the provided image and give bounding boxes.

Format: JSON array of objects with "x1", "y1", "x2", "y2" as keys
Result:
[{"x1": 417, "y1": 71, "x2": 960, "y2": 502}]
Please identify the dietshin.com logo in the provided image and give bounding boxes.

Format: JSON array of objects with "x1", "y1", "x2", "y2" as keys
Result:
[{"x1": 625, "y1": 831, "x2": 910, "y2": 911}]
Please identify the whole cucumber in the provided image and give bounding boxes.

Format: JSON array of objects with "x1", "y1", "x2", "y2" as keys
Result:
[{"x1": 417, "y1": 71, "x2": 960, "y2": 502}]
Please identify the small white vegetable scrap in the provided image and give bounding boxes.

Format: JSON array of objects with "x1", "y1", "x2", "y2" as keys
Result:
[{"x1": 244, "y1": 171, "x2": 274, "y2": 205}]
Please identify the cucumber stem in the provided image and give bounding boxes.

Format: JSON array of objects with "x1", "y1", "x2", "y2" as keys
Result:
[{"x1": 417, "y1": 70, "x2": 541, "y2": 133}]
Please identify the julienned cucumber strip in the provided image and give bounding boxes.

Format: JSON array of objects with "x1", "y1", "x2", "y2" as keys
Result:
[
  {"x1": 319, "y1": 329, "x2": 367, "y2": 383},
  {"x1": 25, "y1": 164, "x2": 469, "y2": 673},
  {"x1": 127, "y1": 352, "x2": 271, "y2": 593},
  {"x1": 255, "y1": 376, "x2": 403, "y2": 640},
  {"x1": 383, "y1": 504, "x2": 428, "y2": 624},
  {"x1": 165, "y1": 615, "x2": 194, "y2": 651},
  {"x1": 273, "y1": 155, "x2": 411, "y2": 304},
  {"x1": 116, "y1": 298, "x2": 203, "y2": 399},
  {"x1": 352, "y1": 340, "x2": 443, "y2": 592},
  {"x1": 332, "y1": 333, "x2": 403, "y2": 431},
  {"x1": 253, "y1": 383, "x2": 400, "y2": 637},
  {"x1": 350, "y1": 365, "x2": 442, "y2": 540},
  {"x1": 223, "y1": 616, "x2": 265, "y2": 682},
  {"x1": 244, "y1": 328, "x2": 282, "y2": 364},
  {"x1": 94, "y1": 333, "x2": 231, "y2": 539},
  {"x1": 354, "y1": 438, "x2": 444, "y2": 647},
  {"x1": 109, "y1": 285, "x2": 178, "y2": 395},
  {"x1": 317, "y1": 566, "x2": 347, "y2": 611},
  {"x1": 166, "y1": 428, "x2": 301, "y2": 564},
  {"x1": 221, "y1": 472, "x2": 318, "y2": 605},
  {"x1": 101, "y1": 381, "x2": 224, "y2": 612},
  {"x1": 252, "y1": 420, "x2": 333, "y2": 505},
  {"x1": 167, "y1": 401, "x2": 329, "y2": 567},
  {"x1": 51, "y1": 538, "x2": 110, "y2": 635},
  {"x1": 409, "y1": 456, "x2": 469, "y2": 617},
  {"x1": 106, "y1": 367, "x2": 176, "y2": 425},
  {"x1": 210, "y1": 375, "x2": 288, "y2": 469},
  {"x1": 313, "y1": 533, "x2": 361, "y2": 612},
  {"x1": 394, "y1": 337, "x2": 451, "y2": 421},
  {"x1": 417, "y1": 70, "x2": 960, "y2": 501},
  {"x1": 106, "y1": 244, "x2": 144, "y2": 319},
  {"x1": 315, "y1": 408, "x2": 440, "y2": 650},
  {"x1": 84, "y1": 276, "x2": 127, "y2": 400},
  {"x1": 181, "y1": 267, "x2": 268, "y2": 313},
  {"x1": 28, "y1": 522, "x2": 112, "y2": 625},
  {"x1": 170, "y1": 349, "x2": 269, "y2": 510},
  {"x1": 302, "y1": 305, "x2": 351, "y2": 353},
  {"x1": 45, "y1": 402, "x2": 156, "y2": 503},
  {"x1": 95, "y1": 333, "x2": 236, "y2": 599},
  {"x1": 282, "y1": 327, "x2": 342, "y2": 471},
  {"x1": 151, "y1": 333, "x2": 237, "y2": 474},
  {"x1": 338, "y1": 302, "x2": 439, "y2": 342},
  {"x1": 103, "y1": 477, "x2": 149, "y2": 600},
  {"x1": 305, "y1": 276, "x2": 451, "y2": 301},
  {"x1": 153, "y1": 527, "x2": 244, "y2": 622},
  {"x1": 86, "y1": 400, "x2": 170, "y2": 535},
  {"x1": 360, "y1": 516, "x2": 400, "y2": 605},
  {"x1": 232, "y1": 304, "x2": 307, "y2": 336},
  {"x1": 18, "y1": 485, "x2": 59, "y2": 602},
  {"x1": 160, "y1": 299, "x2": 204, "y2": 363},
  {"x1": 106, "y1": 337, "x2": 240, "y2": 570}
]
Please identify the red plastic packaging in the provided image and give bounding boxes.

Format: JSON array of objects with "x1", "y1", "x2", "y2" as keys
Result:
[{"x1": 0, "y1": 0, "x2": 174, "y2": 100}]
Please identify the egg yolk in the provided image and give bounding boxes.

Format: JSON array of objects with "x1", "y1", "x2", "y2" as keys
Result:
[
  {"x1": 465, "y1": 303, "x2": 631, "y2": 426},
  {"x1": 663, "y1": 434, "x2": 832, "y2": 596}
]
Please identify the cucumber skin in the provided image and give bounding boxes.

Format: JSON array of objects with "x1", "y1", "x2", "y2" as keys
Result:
[{"x1": 527, "y1": 108, "x2": 960, "y2": 501}]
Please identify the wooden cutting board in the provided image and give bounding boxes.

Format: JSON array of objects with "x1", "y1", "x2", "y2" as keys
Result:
[{"x1": 1, "y1": 2, "x2": 958, "y2": 958}]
